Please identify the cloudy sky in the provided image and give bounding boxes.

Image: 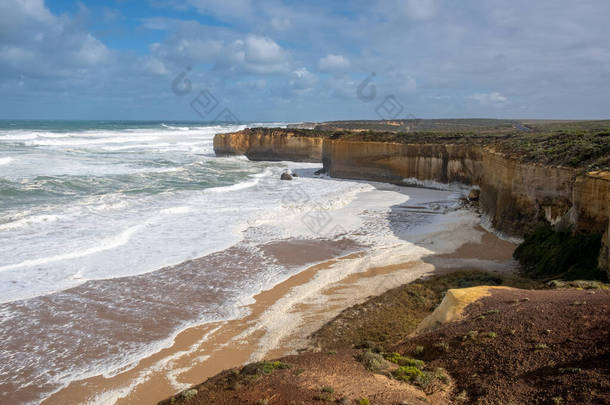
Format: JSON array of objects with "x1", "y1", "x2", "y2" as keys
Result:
[{"x1": 1, "y1": 0, "x2": 609, "y2": 121}]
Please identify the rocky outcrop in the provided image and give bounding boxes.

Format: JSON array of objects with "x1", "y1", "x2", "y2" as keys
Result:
[
  {"x1": 214, "y1": 128, "x2": 323, "y2": 162},
  {"x1": 213, "y1": 130, "x2": 610, "y2": 276}
]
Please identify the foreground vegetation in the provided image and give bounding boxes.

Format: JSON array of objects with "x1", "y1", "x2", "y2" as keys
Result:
[
  {"x1": 160, "y1": 268, "x2": 609, "y2": 404},
  {"x1": 311, "y1": 270, "x2": 542, "y2": 352}
]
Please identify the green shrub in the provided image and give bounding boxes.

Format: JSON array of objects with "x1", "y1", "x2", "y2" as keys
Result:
[
  {"x1": 415, "y1": 368, "x2": 450, "y2": 394},
  {"x1": 241, "y1": 361, "x2": 291, "y2": 376},
  {"x1": 392, "y1": 366, "x2": 424, "y2": 382},
  {"x1": 385, "y1": 352, "x2": 425, "y2": 369},
  {"x1": 170, "y1": 388, "x2": 198, "y2": 404},
  {"x1": 514, "y1": 226, "x2": 606, "y2": 281},
  {"x1": 356, "y1": 351, "x2": 391, "y2": 372}
]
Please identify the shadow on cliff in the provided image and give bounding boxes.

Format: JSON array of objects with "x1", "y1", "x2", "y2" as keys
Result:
[{"x1": 290, "y1": 166, "x2": 515, "y2": 273}]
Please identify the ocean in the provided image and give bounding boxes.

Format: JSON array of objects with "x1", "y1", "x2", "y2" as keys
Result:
[{"x1": 0, "y1": 121, "x2": 472, "y2": 403}]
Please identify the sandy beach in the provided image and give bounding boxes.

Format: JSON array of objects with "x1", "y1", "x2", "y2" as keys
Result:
[{"x1": 43, "y1": 213, "x2": 516, "y2": 405}]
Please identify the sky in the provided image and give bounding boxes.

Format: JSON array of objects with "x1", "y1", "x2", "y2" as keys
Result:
[{"x1": 1, "y1": 0, "x2": 609, "y2": 121}]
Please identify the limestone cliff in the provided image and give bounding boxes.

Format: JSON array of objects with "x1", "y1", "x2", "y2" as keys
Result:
[
  {"x1": 214, "y1": 128, "x2": 323, "y2": 162},
  {"x1": 213, "y1": 129, "x2": 610, "y2": 275},
  {"x1": 323, "y1": 139, "x2": 609, "y2": 237}
]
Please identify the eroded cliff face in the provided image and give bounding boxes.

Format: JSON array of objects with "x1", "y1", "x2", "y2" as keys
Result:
[
  {"x1": 214, "y1": 129, "x2": 323, "y2": 162},
  {"x1": 321, "y1": 141, "x2": 484, "y2": 185},
  {"x1": 323, "y1": 139, "x2": 608, "y2": 236},
  {"x1": 213, "y1": 130, "x2": 609, "y2": 275}
]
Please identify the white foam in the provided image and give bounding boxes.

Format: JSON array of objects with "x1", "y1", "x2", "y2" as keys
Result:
[
  {"x1": 0, "y1": 157, "x2": 13, "y2": 165},
  {"x1": 161, "y1": 123, "x2": 190, "y2": 131},
  {"x1": 232, "y1": 193, "x2": 484, "y2": 361},
  {"x1": 0, "y1": 214, "x2": 60, "y2": 231},
  {"x1": 480, "y1": 214, "x2": 524, "y2": 244},
  {"x1": 83, "y1": 324, "x2": 223, "y2": 405},
  {"x1": 0, "y1": 223, "x2": 144, "y2": 273},
  {"x1": 160, "y1": 206, "x2": 192, "y2": 215},
  {"x1": 0, "y1": 133, "x2": 37, "y2": 140},
  {"x1": 402, "y1": 177, "x2": 472, "y2": 192}
]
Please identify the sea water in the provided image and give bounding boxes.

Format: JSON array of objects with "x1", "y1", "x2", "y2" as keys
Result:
[{"x1": 0, "y1": 121, "x2": 471, "y2": 403}]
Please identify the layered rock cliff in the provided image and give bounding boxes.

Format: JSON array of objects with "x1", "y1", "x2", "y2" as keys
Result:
[
  {"x1": 322, "y1": 139, "x2": 609, "y2": 236},
  {"x1": 214, "y1": 128, "x2": 323, "y2": 162},
  {"x1": 213, "y1": 129, "x2": 610, "y2": 275}
]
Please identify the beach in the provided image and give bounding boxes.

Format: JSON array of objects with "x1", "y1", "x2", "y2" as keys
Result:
[
  {"x1": 44, "y1": 196, "x2": 516, "y2": 405},
  {"x1": 0, "y1": 122, "x2": 516, "y2": 404}
]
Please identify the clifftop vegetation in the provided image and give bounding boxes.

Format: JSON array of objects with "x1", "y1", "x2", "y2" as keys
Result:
[{"x1": 242, "y1": 119, "x2": 610, "y2": 171}]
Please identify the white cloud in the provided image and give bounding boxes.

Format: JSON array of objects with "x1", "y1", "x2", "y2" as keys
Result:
[
  {"x1": 244, "y1": 35, "x2": 286, "y2": 64},
  {"x1": 144, "y1": 57, "x2": 169, "y2": 75},
  {"x1": 145, "y1": 22, "x2": 291, "y2": 74},
  {"x1": 290, "y1": 67, "x2": 318, "y2": 90},
  {"x1": 2, "y1": 0, "x2": 610, "y2": 120},
  {"x1": 215, "y1": 35, "x2": 291, "y2": 74},
  {"x1": 76, "y1": 34, "x2": 110, "y2": 64},
  {"x1": 0, "y1": 0, "x2": 110, "y2": 77},
  {"x1": 318, "y1": 54, "x2": 350, "y2": 72},
  {"x1": 231, "y1": 35, "x2": 292, "y2": 73}
]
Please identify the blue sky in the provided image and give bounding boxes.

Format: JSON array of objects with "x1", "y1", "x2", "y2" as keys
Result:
[{"x1": 1, "y1": 0, "x2": 609, "y2": 121}]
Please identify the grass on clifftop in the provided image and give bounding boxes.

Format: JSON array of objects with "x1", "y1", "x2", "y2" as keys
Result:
[
  {"x1": 326, "y1": 122, "x2": 610, "y2": 171},
  {"x1": 494, "y1": 127, "x2": 610, "y2": 170},
  {"x1": 310, "y1": 270, "x2": 542, "y2": 352},
  {"x1": 514, "y1": 226, "x2": 607, "y2": 282},
  {"x1": 251, "y1": 119, "x2": 610, "y2": 170}
]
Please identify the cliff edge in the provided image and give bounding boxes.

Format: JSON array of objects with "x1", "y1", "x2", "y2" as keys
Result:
[{"x1": 213, "y1": 122, "x2": 610, "y2": 276}]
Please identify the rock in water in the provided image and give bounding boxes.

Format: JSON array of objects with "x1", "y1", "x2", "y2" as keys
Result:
[
  {"x1": 280, "y1": 172, "x2": 293, "y2": 181},
  {"x1": 314, "y1": 168, "x2": 326, "y2": 175},
  {"x1": 468, "y1": 189, "x2": 480, "y2": 201}
]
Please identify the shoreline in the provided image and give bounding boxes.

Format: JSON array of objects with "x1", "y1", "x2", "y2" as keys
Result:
[{"x1": 44, "y1": 217, "x2": 516, "y2": 404}]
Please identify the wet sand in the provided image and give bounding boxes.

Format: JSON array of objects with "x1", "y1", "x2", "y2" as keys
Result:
[{"x1": 43, "y1": 221, "x2": 516, "y2": 405}]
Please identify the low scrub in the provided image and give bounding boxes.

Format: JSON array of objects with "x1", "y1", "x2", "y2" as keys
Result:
[
  {"x1": 514, "y1": 226, "x2": 606, "y2": 281},
  {"x1": 356, "y1": 351, "x2": 392, "y2": 372},
  {"x1": 312, "y1": 270, "x2": 542, "y2": 352},
  {"x1": 385, "y1": 352, "x2": 425, "y2": 369},
  {"x1": 392, "y1": 365, "x2": 424, "y2": 382},
  {"x1": 241, "y1": 361, "x2": 291, "y2": 376}
]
